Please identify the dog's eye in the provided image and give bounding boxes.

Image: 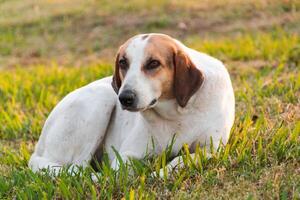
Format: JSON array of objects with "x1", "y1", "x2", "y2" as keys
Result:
[
  {"x1": 119, "y1": 59, "x2": 128, "y2": 70},
  {"x1": 146, "y1": 60, "x2": 160, "y2": 70}
]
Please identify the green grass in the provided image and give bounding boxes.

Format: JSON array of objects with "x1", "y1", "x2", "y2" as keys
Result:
[{"x1": 0, "y1": 0, "x2": 300, "y2": 199}]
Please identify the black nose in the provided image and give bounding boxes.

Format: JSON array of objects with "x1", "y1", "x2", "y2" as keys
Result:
[{"x1": 119, "y1": 90, "x2": 136, "y2": 107}]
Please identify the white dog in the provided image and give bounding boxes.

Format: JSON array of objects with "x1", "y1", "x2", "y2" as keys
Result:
[{"x1": 29, "y1": 33, "x2": 235, "y2": 177}]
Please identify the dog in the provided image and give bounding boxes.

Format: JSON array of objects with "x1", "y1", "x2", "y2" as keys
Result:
[{"x1": 29, "y1": 33, "x2": 235, "y2": 178}]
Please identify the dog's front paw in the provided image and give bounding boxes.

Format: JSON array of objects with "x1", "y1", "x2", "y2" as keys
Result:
[
  {"x1": 91, "y1": 173, "x2": 101, "y2": 182},
  {"x1": 151, "y1": 167, "x2": 172, "y2": 179},
  {"x1": 150, "y1": 169, "x2": 164, "y2": 179}
]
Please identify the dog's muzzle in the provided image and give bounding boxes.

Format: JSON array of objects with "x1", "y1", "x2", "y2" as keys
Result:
[{"x1": 119, "y1": 90, "x2": 137, "y2": 110}]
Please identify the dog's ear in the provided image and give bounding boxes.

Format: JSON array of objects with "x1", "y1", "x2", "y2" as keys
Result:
[
  {"x1": 173, "y1": 50, "x2": 204, "y2": 107},
  {"x1": 111, "y1": 53, "x2": 122, "y2": 94}
]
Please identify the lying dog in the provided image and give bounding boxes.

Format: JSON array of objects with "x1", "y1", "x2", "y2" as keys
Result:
[{"x1": 29, "y1": 33, "x2": 235, "y2": 177}]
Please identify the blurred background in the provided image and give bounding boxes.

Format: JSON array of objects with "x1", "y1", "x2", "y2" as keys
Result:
[{"x1": 0, "y1": 0, "x2": 299, "y2": 68}]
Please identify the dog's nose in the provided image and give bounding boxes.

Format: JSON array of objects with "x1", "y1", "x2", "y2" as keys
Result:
[{"x1": 119, "y1": 90, "x2": 136, "y2": 108}]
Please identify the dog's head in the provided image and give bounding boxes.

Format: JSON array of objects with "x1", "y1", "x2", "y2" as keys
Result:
[{"x1": 112, "y1": 33, "x2": 204, "y2": 112}]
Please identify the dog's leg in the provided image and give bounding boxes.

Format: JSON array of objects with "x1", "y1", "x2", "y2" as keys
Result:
[
  {"x1": 29, "y1": 154, "x2": 63, "y2": 175},
  {"x1": 29, "y1": 153, "x2": 90, "y2": 176},
  {"x1": 152, "y1": 128, "x2": 230, "y2": 178},
  {"x1": 92, "y1": 123, "x2": 152, "y2": 182},
  {"x1": 152, "y1": 144, "x2": 215, "y2": 178},
  {"x1": 150, "y1": 153, "x2": 197, "y2": 178},
  {"x1": 29, "y1": 79, "x2": 117, "y2": 175}
]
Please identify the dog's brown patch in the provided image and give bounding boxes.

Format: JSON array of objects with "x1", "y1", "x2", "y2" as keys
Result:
[
  {"x1": 111, "y1": 38, "x2": 132, "y2": 93},
  {"x1": 113, "y1": 33, "x2": 204, "y2": 106},
  {"x1": 145, "y1": 34, "x2": 204, "y2": 106},
  {"x1": 144, "y1": 35, "x2": 177, "y2": 99}
]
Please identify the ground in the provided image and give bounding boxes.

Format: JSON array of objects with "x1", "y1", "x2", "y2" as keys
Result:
[{"x1": 0, "y1": 0, "x2": 299, "y2": 199}]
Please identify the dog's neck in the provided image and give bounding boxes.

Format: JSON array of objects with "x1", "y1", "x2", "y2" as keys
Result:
[
  {"x1": 141, "y1": 95, "x2": 197, "y2": 122},
  {"x1": 153, "y1": 99, "x2": 179, "y2": 120}
]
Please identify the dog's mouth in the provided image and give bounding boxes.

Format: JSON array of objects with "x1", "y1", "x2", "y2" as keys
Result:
[
  {"x1": 121, "y1": 106, "x2": 141, "y2": 112},
  {"x1": 122, "y1": 99, "x2": 158, "y2": 112},
  {"x1": 143, "y1": 99, "x2": 158, "y2": 110},
  {"x1": 149, "y1": 99, "x2": 157, "y2": 106}
]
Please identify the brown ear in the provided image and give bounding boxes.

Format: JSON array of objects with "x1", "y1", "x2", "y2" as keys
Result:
[
  {"x1": 111, "y1": 53, "x2": 121, "y2": 94},
  {"x1": 173, "y1": 51, "x2": 204, "y2": 107}
]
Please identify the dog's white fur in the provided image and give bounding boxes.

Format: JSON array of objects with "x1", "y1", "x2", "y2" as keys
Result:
[{"x1": 29, "y1": 33, "x2": 235, "y2": 177}]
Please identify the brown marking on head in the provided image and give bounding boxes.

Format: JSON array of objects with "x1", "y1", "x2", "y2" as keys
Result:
[
  {"x1": 112, "y1": 33, "x2": 204, "y2": 107},
  {"x1": 173, "y1": 50, "x2": 205, "y2": 107},
  {"x1": 142, "y1": 35, "x2": 177, "y2": 99},
  {"x1": 112, "y1": 53, "x2": 121, "y2": 93},
  {"x1": 111, "y1": 38, "x2": 132, "y2": 93},
  {"x1": 144, "y1": 34, "x2": 204, "y2": 107}
]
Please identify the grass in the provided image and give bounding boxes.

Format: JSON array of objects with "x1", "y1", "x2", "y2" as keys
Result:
[
  {"x1": 1, "y1": 0, "x2": 299, "y2": 67},
  {"x1": 0, "y1": 0, "x2": 300, "y2": 199}
]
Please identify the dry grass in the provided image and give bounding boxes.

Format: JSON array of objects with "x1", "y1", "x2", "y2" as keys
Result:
[{"x1": 0, "y1": 0, "x2": 299, "y2": 67}]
